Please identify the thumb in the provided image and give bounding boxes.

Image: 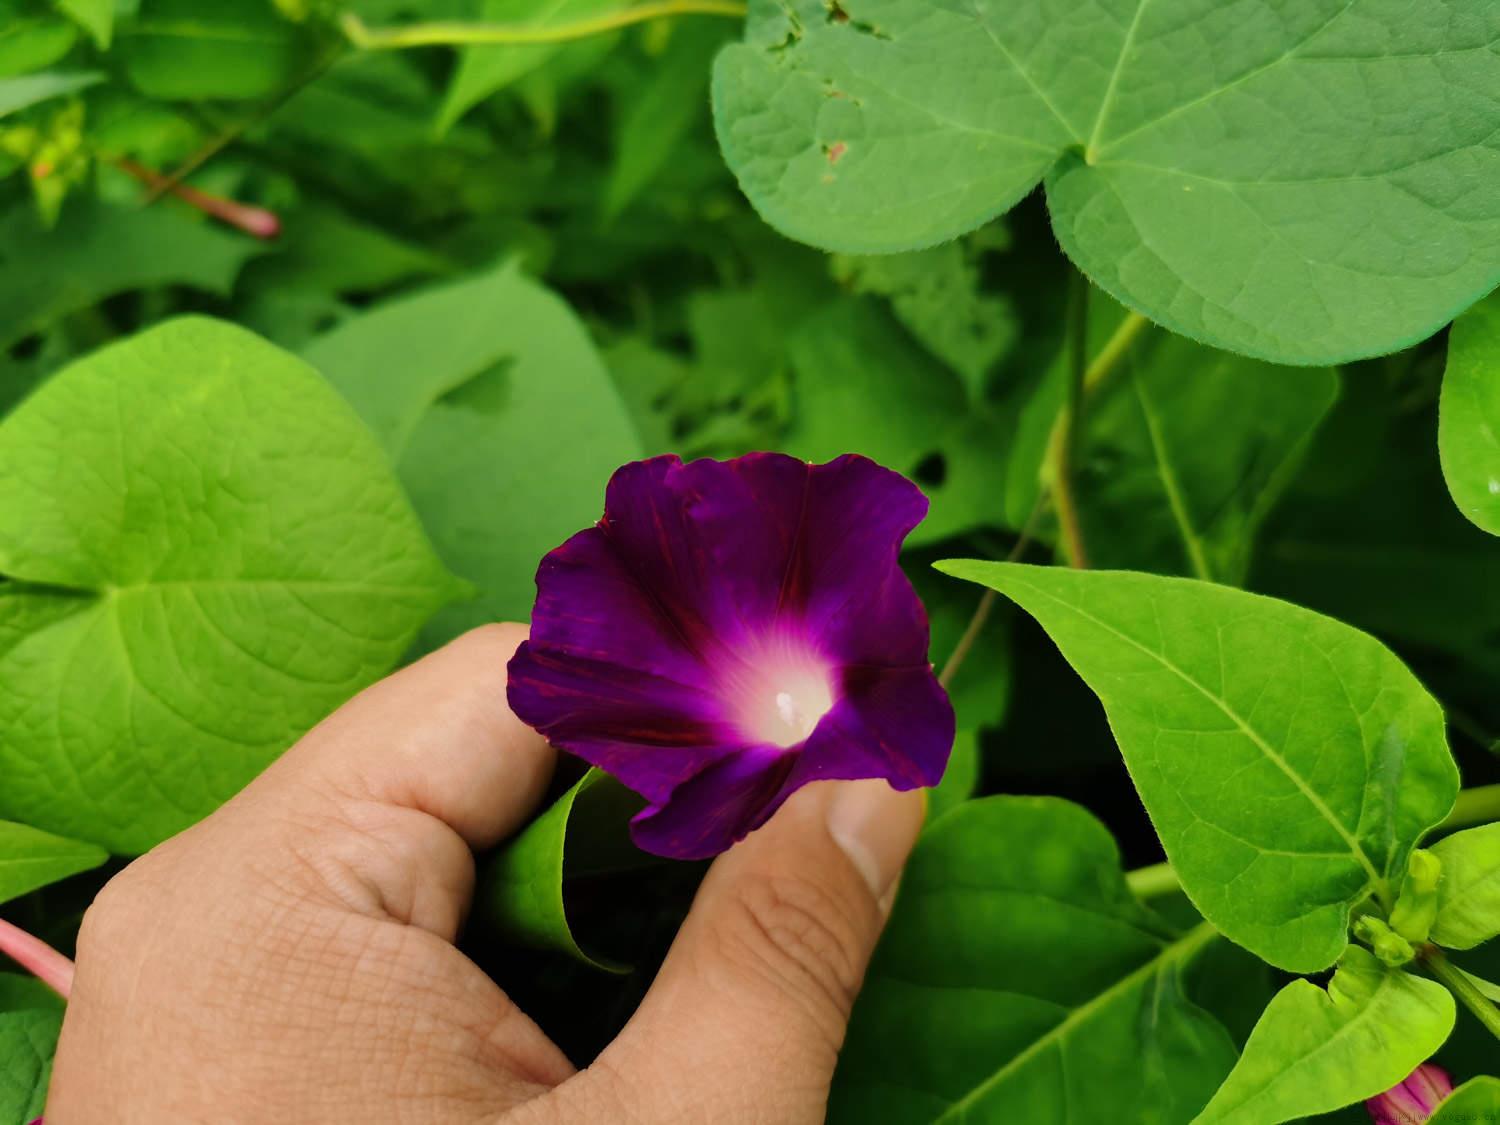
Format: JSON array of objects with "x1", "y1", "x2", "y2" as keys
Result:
[{"x1": 588, "y1": 780, "x2": 923, "y2": 1123}]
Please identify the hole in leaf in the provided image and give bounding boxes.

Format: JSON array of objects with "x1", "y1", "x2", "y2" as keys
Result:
[
  {"x1": 913, "y1": 452, "x2": 946, "y2": 488},
  {"x1": 436, "y1": 357, "x2": 515, "y2": 417}
]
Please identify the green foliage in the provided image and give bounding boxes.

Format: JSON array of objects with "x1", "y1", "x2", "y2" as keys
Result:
[
  {"x1": 120, "y1": 0, "x2": 324, "y2": 101},
  {"x1": 1431, "y1": 824, "x2": 1500, "y2": 952},
  {"x1": 478, "y1": 769, "x2": 646, "y2": 971},
  {"x1": 0, "y1": 0, "x2": 1498, "y2": 1114},
  {"x1": 0, "y1": 198, "x2": 263, "y2": 351},
  {"x1": 0, "y1": 1007, "x2": 60, "y2": 1122},
  {"x1": 1436, "y1": 1077, "x2": 1500, "y2": 1119},
  {"x1": 1441, "y1": 292, "x2": 1500, "y2": 537},
  {"x1": 712, "y1": 0, "x2": 1500, "y2": 364},
  {"x1": 0, "y1": 820, "x2": 106, "y2": 905},
  {"x1": 1196, "y1": 949, "x2": 1454, "y2": 1124},
  {"x1": 303, "y1": 260, "x2": 641, "y2": 648},
  {"x1": 0, "y1": 70, "x2": 102, "y2": 118},
  {"x1": 934, "y1": 561, "x2": 1459, "y2": 973},
  {"x1": 1075, "y1": 331, "x2": 1337, "y2": 582},
  {"x1": 832, "y1": 797, "x2": 1237, "y2": 1124},
  {"x1": 0, "y1": 318, "x2": 460, "y2": 852}
]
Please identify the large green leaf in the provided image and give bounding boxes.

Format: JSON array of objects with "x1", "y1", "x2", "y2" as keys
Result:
[
  {"x1": 712, "y1": 0, "x2": 1500, "y2": 364},
  {"x1": 1194, "y1": 949, "x2": 1455, "y2": 1124},
  {"x1": 0, "y1": 199, "x2": 263, "y2": 351},
  {"x1": 1076, "y1": 330, "x2": 1338, "y2": 582},
  {"x1": 934, "y1": 561, "x2": 1459, "y2": 972},
  {"x1": 0, "y1": 820, "x2": 106, "y2": 905},
  {"x1": 120, "y1": 0, "x2": 319, "y2": 100},
  {"x1": 0, "y1": 1008, "x2": 60, "y2": 1123},
  {"x1": 1441, "y1": 292, "x2": 1500, "y2": 537},
  {"x1": 831, "y1": 796, "x2": 1237, "y2": 1124},
  {"x1": 1430, "y1": 822, "x2": 1500, "y2": 951},
  {"x1": 304, "y1": 260, "x2": 641, "y2": 648},
  {"x1": 0, "y1": 318, "x2": 460, "y2": 853}
]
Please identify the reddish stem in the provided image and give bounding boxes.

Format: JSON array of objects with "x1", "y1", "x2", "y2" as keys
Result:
[
  {"x1": 116, "y1": 158, "x2": 281, "y2": 240},
  {"x1": 0, "y1": 917, "x2": 74, "y2": 999}
]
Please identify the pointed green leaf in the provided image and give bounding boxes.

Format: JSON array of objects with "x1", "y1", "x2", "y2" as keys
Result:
[
  {"x1": 304, "y1": 261, "x2": 641, "y2": 649},
  {"x1": 831, "y1": 796, "x2": 1237, "y2": 1124},
  {"x1": 712, "y1": 0, "x2": 1500, "y2": 363},
  {"x1": 0, "y1": 318, "x2": 461, "y2": 854},
  {"x1": 437, "y1": 0, "x2": 624, "y2": 132},
  {"x1": 1430, "y1": 822, "x2": 1500, "y2": 951},
  {"x1": 1194, "y1": 950, "x2": 1454, "y2": 1124},
  {"x1": 1441, "y1": 292, "x2": 1500, "y2": 537},
  {"x1": 55, "y1": 0, "x2": 114, "y2": 48},
  {"x1": 0, "y1": 820, "x2": 106, "y2": 905},
  {"x1": 1076, "y1": 326, "x2": 1338, "y2": 583},
  {"x1": 0, "y1": 1007, "x2": 60, "y2": 1123},
  {"x1": 933, "y1": 561, "x2": 1459, "y2": 972},
  {"x1": 0, "y1": 70, "x2": 103, "y2": 118}
]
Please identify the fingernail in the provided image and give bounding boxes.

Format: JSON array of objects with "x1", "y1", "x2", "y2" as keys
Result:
[{"x1": 826, "y1": 780, "x2": 925, "y2": 902}]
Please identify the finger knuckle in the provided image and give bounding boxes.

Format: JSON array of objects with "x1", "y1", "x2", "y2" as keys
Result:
[{"x1": 717, "y1": 871, "x2": 865, "y2": 1026}]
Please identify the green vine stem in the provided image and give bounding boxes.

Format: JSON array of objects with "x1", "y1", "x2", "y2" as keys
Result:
[
  {"x1": 939, "y1": 310, "x2": 1150, "y2": 687},
  {"x1": 1126, "y1": 782, "x2": 1500, "y2": 902},
  {"x1": 1424, "y1": 948, "x2": 1500, "y2": 1042},
  {"x1": 340, "y1": 3, "x2": 748, "y2": 51}
]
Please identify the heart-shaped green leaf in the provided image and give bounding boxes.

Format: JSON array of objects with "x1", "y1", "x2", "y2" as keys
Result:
[
  {"x1": 831, "y1": 796, "x2": 1237, "y2": 1124},
  {"x1": 1441, "y1": 292, "x2": 1500, "y2": 537},
  {"x1": 304, "y1": 260, "x2": 641, "y2": 650},
  {"x1": 0, "y1": 317, "x2": 460, "y2": 854},
  {"x1": 934, "y1": 561, "x2": 1459, "y2": 972},
  {"x1": 1429, "y1": 822, "x2": 1500, "y2": 951},
  {"x1": 0, "y1": 821, "x2": 106, "y2": 906},
  {"x1": 712, "y1": 0, "x2": 1500, "y2": 363},
  {"x1": 1194, "y1": 949, "x2": 1454, "y2": 1124}
]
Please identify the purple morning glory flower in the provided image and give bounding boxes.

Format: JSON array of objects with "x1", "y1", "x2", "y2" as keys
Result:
[
  {"x1": 507, "y1": 453, "x2": 954, "y2": 859},
  {"x1": 1365, "y1": 1063, "x2": 1453, "y2": 1125}
]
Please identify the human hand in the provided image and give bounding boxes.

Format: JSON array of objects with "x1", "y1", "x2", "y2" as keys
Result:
[{"x1": 46, "y1": 624, "x2": 924, "y2": 1124}]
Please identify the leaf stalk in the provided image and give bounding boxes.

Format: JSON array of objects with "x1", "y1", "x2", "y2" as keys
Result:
[
  {"x1": 1424, "y1": 947, "x2": 1500, "y2": 1042},
  {"x1": 340, "y1": 3, "x2": 748, "y2": 51}
]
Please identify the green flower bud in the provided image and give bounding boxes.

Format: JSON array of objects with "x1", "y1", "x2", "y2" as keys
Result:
[
  {"x1": 1389, "y1": 849, "x2": 1442, "y2": 944},
  {"x1": 1353, "y1": 915, "x2": 1416, "y2": 967}
]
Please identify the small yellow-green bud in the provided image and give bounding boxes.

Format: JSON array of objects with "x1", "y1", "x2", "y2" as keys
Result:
[
  {"x1": 1389, "y1": 849, "x2": 1442, "y2": 944},
  {"x1": 1353, "y1": 915, "x2": 1415, "y2": 967}
]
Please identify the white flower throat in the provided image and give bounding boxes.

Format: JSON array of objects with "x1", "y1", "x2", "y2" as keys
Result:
[{"x1": 726, "y1": 635, "x2": 836, "y2": 749}]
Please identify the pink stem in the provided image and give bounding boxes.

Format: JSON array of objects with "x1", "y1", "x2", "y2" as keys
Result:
[
  {"x1": 0, "y1": 917, "x2": 74, "y2": 999},
  {"x1": 115, "y1": 158, "x2": 281, "y2": 240}
]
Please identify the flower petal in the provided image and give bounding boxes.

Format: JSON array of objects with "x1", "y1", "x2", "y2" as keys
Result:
[
  {"x1": 630, "y1": 744, "x2": 797, "y2": 860},
  {"x1": 795, "y1": 665, "x2": 954, "y2": 791},
  {"x1": 602, "y1": 453, "x2": 930, "y2": 663},
  {"x1": 507, "y1": 526, "x2": 740, "y2": 803}
]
